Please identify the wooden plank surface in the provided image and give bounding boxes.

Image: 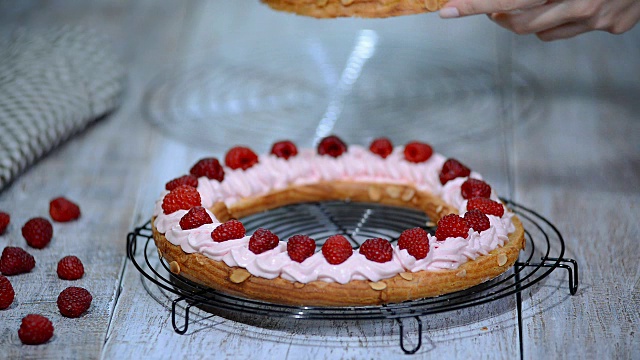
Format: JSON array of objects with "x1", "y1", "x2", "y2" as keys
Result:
[{"x1": 0, "y1": 1, "x2": 638, "y2": 359}]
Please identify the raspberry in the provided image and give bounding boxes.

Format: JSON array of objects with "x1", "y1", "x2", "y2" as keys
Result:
[
  {"x1": 0, "y1": 275, "x2": 15, "y2": 310},
  {"x1": 22, "y1": 217, "x2": 53, "y2": 249},
  {"x1": 467, "y1": 197, "x2": 505, "y2": 217},
  {"x1": 248, "y1": 228, "x2": 279, "y2": 254},
  {"x1": 57, "y1": 255, "x2": 85, "y2": 280},
  {"x1": 18, "y1": 314, "x2": 54, "y2": 345},
  {"x1": 165, "y1": 174, "x2": 198, "y2": 191},
  {"x1": 49, "y1": 197, "x2": 81, "y2": 222},
  {"x1": 286, "y1": 234, "x2": 316, "y2": 263},
  {"x1": 190, "y1": 157, "x2": 225, "y2": 181},
  {"x1": 434, "y1": 214, "x2": 471, "y2": 241},
  {"x1": 161, "y1": 185, "x2": 201, "y2": 214},
  {"x1": 369, "y1": 138, "x2": 393, "y2": 159},
  {"x1": 461, "y1": 178, "x2": 491, "y2": 199},
  {"x1": 211, "y1": 219, "x2": 246, "y2": 242},
  {"x1": 271, "y1": 140, "x2": 298, "y2": 160},
  {"x1": 225, "y1": 146, "x2": 259, "y2": 170},
  {"x1": 317, "y1": 135, "x2": 347, "y2": 158},
  {"x1": 403, "y1": 141, "x2": 433, "y2": 163},
  {"x1": 0, "y1": 246, "x2": 35, "y2": 275},
  {"x1": 439, "y1": 158, "x2": 471, "y2": 185},
  {"x1": 464, "y1": 209, "x2": 491, "y2": 233},
  {"x1": 321, "y1": 235, "x2": 353, "y2": 265},
  {"x1": 57, "y1": 286, "x2": 92, "y2": 318},
  {"x1": 359, "y1": 238, "x2": 393, "y2": 263},
  {"x1": 397, "y1": 227, "x2": 430, "y2": 260},
  {"x1": 0, "y1": 211, "x2": 9, "y2": 235},
  {"x1": 179, "y1": 206, "x2": 213, "y2": 230}
]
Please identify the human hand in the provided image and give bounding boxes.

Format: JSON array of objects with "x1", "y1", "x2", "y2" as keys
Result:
[{"x1": 438, "y1": 0, "x2": 640, "y2": 41}]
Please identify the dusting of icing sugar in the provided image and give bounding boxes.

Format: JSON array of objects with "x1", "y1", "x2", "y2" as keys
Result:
[{"x1": 153, "y1": 145, "x2": 516, "y2": 283}]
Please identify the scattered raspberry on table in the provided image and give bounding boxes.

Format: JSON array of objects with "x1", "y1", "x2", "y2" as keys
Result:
[
  {"x1": 0, "y1": 275, "x2": 15, "y2": 310},
  {"x1": 49, "y1": 197, "x2": 81, "y2": 222},
  {"x1": 0, "y1": 211, "x2": 10, "y2": 235},
  {"x1": 0, "y1": 246, "x2": 36, "y2": 276},
  {"x1": 57, "y1": 255, "x2": 85, "y2": 280},
  {"x1": 18, "y1": 314, "x2": 54, "y2": 345},
  {"x1": 22, "y1": 217, "x2": 53, "y2": 249},
  {"x1": 57, "y1": 286, "x2": 93, "y2": 318}
]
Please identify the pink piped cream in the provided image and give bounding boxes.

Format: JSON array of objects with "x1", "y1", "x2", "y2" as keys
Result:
[{"x1": 153, "y1": 145, "x2": 516, "y2": 284}]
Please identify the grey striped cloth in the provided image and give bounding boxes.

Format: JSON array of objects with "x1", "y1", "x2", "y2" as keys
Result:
[{"x1": 0, "y1": 26, "x2": 124, "y2": 191}]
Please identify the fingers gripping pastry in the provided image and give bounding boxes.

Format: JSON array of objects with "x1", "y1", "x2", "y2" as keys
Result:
[
  {"x1": 260, "y1": 0, "x2": 448, "y2": 18},
  {"x1": 152, "y1": 136, "x2": 525, "y2": 307}
]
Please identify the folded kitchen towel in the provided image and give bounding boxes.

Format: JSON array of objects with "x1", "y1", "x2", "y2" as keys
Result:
[{"x1": 0, "y1": 26, "x2": 125, "y2": 191}]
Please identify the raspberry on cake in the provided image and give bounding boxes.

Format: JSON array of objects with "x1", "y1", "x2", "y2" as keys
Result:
[
  {"x1": 439, "y1": 158, "x2": 471, "y2": 185},
  {"x1": 225, "y1": 146, "x2": 259, "y2": 170},
  {"x1": 464, "y1": 209, "x2": 491, "y2": 233},
  {"x1": 461, "y1": 178, "x2": 492, "y2": 199},
  {"x1": 403, "y1": 141, "x2": 433, "y2": 163},
  {"x1": 211, "y1": 219, "x2": 245, "y2": 242},
  {"x1": 369, "y1": 138, "x2": 393, "y2": 159},
  {"x1": 165, "y1": 174, "x2": 198, "y2": 191},
  {"x1": 190, "y1": 157, "x2": 225, "y2": 181},
  {"x1": 317, "y1": 135, "x2": 347, "y2": 158},
  {"x1": 287, "y1": 235, "x2": 316, "y2": 263},
  {"x1": 434, "y1": 214, "x2": 471, "y2": 241},
  {"x1": 321, "y1": 235, "x2": 353, "y2": 265},
  {"x1": 359, "y1": 238, "x2": 393, "y2": 263},
  {"x1": 150, "y1": 137, "x2": 525, "y2": 306},
  {"x1": 179, "y1": 206, "x2": 213, "y2": 230},
  {"x1": 467, "y1": 197, "x2": 505, "y2": 217},
  {"x1": 161, "y1": 185, "x2": 201, "y2": 214},
  {"x1": 248, "y1": 228, "x2": 279, "y2": 254},
  {"x1": 397, "y1": 227, "x2": 430, "y2": 260},
  {"x1": 271, "y1": 140, "x2": 298, "y2": 159}
]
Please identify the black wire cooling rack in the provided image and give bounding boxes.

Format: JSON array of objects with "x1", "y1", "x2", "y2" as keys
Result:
[{"x1": 127, "y1": 200, "x2": 578, "y2": 354}]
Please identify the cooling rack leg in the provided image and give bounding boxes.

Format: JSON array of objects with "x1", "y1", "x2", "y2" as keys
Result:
[
  {"x1": 171, "y1": 296, "x2": 191, "y2": 335},
  {"x1": 397, "y1": 317, "x2": 422, "y2": 355},
  {"x1": 548, "y1": 258, "x2": 579, "y2": 295}
]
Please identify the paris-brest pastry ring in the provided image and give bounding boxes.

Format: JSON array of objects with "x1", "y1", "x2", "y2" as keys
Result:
[
  {"x1": 260, "y1": 0, "x2": 449, "y2": 18},
  {"x1": 152, "y1": 136, "x2": 525, "y2": 307}
]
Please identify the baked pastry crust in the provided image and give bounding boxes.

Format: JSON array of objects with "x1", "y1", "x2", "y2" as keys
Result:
[
  {"x1": 152, "y1": 181, "x2": 525, "y2": 307},
  {"x1": 261, "y1": 0, "x2": 448, "y2": 18}
]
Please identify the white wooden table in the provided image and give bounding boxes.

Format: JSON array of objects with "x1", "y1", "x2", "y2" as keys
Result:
[{"x1": 0, "y1": 1, "x2": 638, "y2": 359}]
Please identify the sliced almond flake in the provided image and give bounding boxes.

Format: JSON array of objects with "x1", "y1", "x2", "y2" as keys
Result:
[
  {"x1": 229, "y1": 268, "x2": 251, "y2": 283},
  {"x1": 497, "y1": 254, "x2": 508, "y2": 266},
  {"x1": 400, "y1": 272, "x2": 413, "y2": 281},
  {"x1": 369, "y1": 281, "x2": 387, "y2": 290},
  {"x1": 169, "y1": 261, "x2": 180, "y2": 274}
]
